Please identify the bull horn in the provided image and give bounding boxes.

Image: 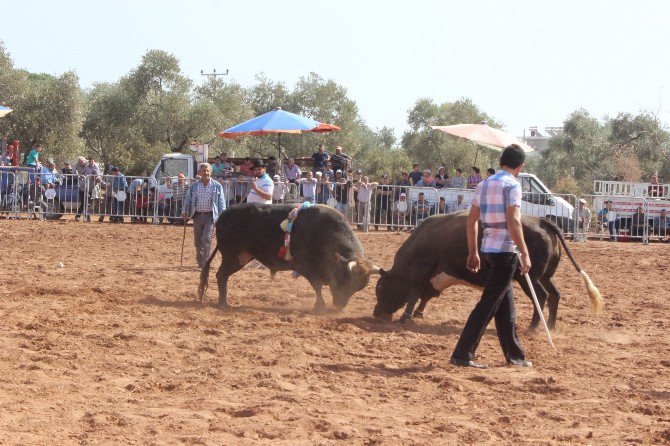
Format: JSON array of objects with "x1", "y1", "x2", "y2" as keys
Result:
[
  {"x1": 370, "y1": 265, "x2": 382, "y2": 275},
  {"x1": 347, "y1": 261, "x2": 357, "y2": 271}
]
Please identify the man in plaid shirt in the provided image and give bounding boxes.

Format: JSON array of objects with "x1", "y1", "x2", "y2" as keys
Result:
[{"x1": 450, "y1": 144, "x2": 532, "y2": 369}]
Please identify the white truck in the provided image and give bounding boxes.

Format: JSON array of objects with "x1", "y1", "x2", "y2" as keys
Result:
[
  {"x1": 149, "y1": 144, "x2": 209, "y2": 186},
  {"x1": 407, "y1": 172, "x2": 575, "y2": 229}
]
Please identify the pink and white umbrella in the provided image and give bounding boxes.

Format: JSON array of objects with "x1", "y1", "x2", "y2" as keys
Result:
[{"x1": 431, "y1": 122, "x2": 533, "y2": 164}]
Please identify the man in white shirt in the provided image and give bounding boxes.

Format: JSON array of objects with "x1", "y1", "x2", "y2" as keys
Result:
[
  {"x1": 354, "y1": 176, "x2": 378, "y2": 230},
  {"x1": 283, "y1": 158, "x2": 302, "y2": 183},
  {"x1": 247, "y1": 159, "x2": 274, "y2": 204},
  {"x1": 297, "y1": 171, "x2": 318, "y2": 203},
  {"x1": 272, "y1": 175, "x2": 289, "y2": 203}
]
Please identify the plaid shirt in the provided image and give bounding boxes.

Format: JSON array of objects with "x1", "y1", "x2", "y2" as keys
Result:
[
  {"x1": 472, "y1": 170, "x2": 522, "y2": 253},
  {"x1": 194, "y1": 182, "x2": 214, "y2": 212}
]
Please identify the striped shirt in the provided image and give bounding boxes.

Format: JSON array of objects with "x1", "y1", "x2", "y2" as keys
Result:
[
  {"x1": 194, "y1": 182, "x2": 214, "y2": 212},
  {"x1": 472, "y1": 170, "x2": 522, "y2": 253}
]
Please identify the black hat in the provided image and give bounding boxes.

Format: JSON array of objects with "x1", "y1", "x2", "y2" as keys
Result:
[{"x1": 252, "y1": 158, "x2": 266, "y2": 168}]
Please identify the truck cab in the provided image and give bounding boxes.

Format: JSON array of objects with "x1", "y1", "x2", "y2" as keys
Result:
[{"x1": 518, "y1": 173, "x2": 574, "y2": 229}]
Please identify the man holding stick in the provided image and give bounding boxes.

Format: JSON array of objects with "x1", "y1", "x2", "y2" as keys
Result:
[
  {"x1": 182, "y1": 163, "x2": 226, "y2": 269},
  {"x1": 451, "y1": 144, "x2": 532, "y2": 369}
]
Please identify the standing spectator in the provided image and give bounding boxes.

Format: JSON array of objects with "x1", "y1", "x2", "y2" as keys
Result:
[
  {"x1": 298, "y1": 171, "x2": 318, "y2": 203},
  {"x1": 316, "y1": 174, "x2": 332, "y2": 204},
  {"x1": 467, "y1": 167, "x2": 483, "y2": 189},
  {"x1": 486, "y1": 168, "x2": 496, "y2": 178},
  {"x1": 596, "y1": 200, "x2": 618, "y2": 241},
  {"x1": 394, "y1": 171, "x2": 412, "y2": 200},
  {"x1": 330, "y1": 146, "x2": 352, "y2": 173},
  {"x1": 435, "y1": 167, "x2": 449, "y2": 189},
  {"x1": 272, "y1": 175, "x2": 289, "y2": 203},
  {"x1": 239, "y1": 157, "x2": 254, "y2": 177},
  {"x1": 652, "y1": 209, "x2": 670, "y2": 242},
  {"x1": 1, "y1": 147, "x2": 14, "y2": 165},
  {"x1": 171, "y1": 173, "x2": 190, "y2": 223},
  {"x1": 409, "y1": 163, "x2": 423, "y2": 185},
  {"x1": 322, "y1": 162, "x2": 335, "y2": 180},
  {"x1": 647, "y1": 173, "x2": 666, "y2": 197},
  {"x1": 311, "y1": 144, "x2": 329, "y2": 174},
  {"x1": 102, "y1": 166, "x2": 127, "y2": 223},
  {"x1": 232, "y1": 173, "x2": 250, "y2": 205},
  {"x1": 246, "y1": 159, "x2": 274, "y2": 204},
  {"x1": 283, "y1": 158, "x2": 302, "y2": 184},
  {"x1": 89, "y1": 177, "x2": 104, "y2": 219},
  {"x1": 156, "y1": 176, "x2": 174, "y2": 222},
  {"x1": 75, "y1": 156, "x2": 100, "y2": 222},
  {"x1": 182, "y1": 163, "x2": 226, "y2": 269},
  {"x1": 415, "y1": 170, "x2": 436, "y2": 187},
  {"x1": 412, "y1": 192, "x2": 432, "y2": 224},
  {"x1": 266, "y1": 156, "x2": 278, "y2": 178},
  {"x1": 332, "y1": 170, "x2": 352, "y2": 216},
  {"x1": 449, "y1": 168, "x2": 466, "y2": 188},
  {"x1": 354, "y1": 176, "x2": 378, "y2": 230},
  {"x1": 374, "y1": 174, "x2": 392, "y2": 230},
  {"x1": 127, "y1": 169, "x2": 148, "y2": 222},
  {"x1": 220, "y1": 153, "x2": 233, "y2": 176},
  {"x1": 61, "y1": 161, "x2": 75, "y2": 187},
  {"x1": 25, "y1": 144, "x2": 42, "y2": 167},
  {"x1": 74, "y1": 156, "x2": 87, "y2": 175},
  {"x1": 352, "y1": 169, "x2": 363, "y2": 221}
]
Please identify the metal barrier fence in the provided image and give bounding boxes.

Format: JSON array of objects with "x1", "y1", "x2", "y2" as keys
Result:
[{"x1": 577, "y1": 195, "x2": 653, "y2": 244}]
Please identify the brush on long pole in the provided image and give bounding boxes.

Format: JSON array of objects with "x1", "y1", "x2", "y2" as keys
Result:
[
  {"x1": 180, "y1": 220, "x2": 187, "y2": 267},
  {"x1": 515, "y1": 247, "x2": 556, "y2": 350}
]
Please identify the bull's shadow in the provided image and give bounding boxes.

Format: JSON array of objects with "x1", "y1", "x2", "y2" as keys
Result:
[
  {"x1": 315, "y1": 362, "x2": 437, "y2": 377},
  {"x1": 139, "y1": 296, "x2": 206, "y2": 309},
  {"x1": 334, "y1": 316, "x2": 463, "y2": 337}
]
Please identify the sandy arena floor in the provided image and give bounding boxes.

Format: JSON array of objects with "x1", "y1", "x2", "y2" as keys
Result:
[{"x1": 0, "y1": 218, "x2": 669, "y2": 445}]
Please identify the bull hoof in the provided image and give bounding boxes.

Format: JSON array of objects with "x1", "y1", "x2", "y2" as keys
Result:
[
  {"x1": 313, "y1": 303, "x2": 327, "y2": 314},
  {"x1": 217, "y1": 301, "x2": 233, "y2": 310},
  {"x1": 398, "y1": 312, "x2": 413, "y2": 324},
  {"x1": 412, "y1": 311, "x2": 424, "y2": 319}
]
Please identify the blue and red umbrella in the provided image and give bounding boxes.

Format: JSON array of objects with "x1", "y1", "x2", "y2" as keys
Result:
[
  {"x1": 219, "y1": 107, "x2": 340, "y2": 159},
  {"x1": 0, "y1": 105, "x2": 13, "y2": 118}
]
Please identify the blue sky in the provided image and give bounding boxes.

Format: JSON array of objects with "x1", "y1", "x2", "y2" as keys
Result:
[{"x1": 2, "y1": 0, "x2": 668, "y2": 139}]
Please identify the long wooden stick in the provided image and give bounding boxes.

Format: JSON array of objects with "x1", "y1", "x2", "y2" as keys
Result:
[{"x1": 180, "y1": 221, "x2": 187, "y2": 267}]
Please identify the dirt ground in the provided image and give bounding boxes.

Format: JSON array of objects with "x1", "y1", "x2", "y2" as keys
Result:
[{"x1": 1, "y1": 218, "x2": 668, "y2": 446}]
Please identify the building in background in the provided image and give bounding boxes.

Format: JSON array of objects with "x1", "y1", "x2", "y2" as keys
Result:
[{"x1": 520, "y1": 126, "x2": 563, "y2": 153}]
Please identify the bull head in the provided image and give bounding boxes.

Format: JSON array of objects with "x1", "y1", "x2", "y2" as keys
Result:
[{"x1": 330, "y1": 254, "x2": 381, "y2": 308}]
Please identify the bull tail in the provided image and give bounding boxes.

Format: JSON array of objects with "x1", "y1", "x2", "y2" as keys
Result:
[
  {"x1": 542, "y1": 219, "x2": 604, "y2": 314},
  {"x1": 198, "y1": 245, "x2": 219, "y2": 301}
]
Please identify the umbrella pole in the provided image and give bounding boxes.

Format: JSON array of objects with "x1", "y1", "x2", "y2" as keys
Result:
[
  {"x1": 473, "y1": 146, "x2": 479, "y2": 166},
  {"x1": 278, "y1": 134, "x2": 282, "y2": 161}
]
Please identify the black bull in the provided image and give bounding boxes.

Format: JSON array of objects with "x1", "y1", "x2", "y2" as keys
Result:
[
  {"x1": 199, "y1": 203, "x2": 380, "y2": 309},
  {"x1": 373, "y1": 211, "x2": 604, "y2": 329}
]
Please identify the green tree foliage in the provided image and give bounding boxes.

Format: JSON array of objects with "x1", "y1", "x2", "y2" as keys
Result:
[{"x1": 401, "y1": 98, "x2": 503, "y2": 174}]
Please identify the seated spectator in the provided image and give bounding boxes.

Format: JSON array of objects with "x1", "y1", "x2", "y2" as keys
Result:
[
  {"x1": 412, "y1": 192, "x2": 432, "y2": 224},
  {"x1": 392, "y1": 192, "x2": 410, "y2": 230},
  {"x1": 652, "y1": 209, "x2": 670, "y2": 242},
  {"x1": 297, "y1": 171, "x2": 318, "y2": 203},
  {"x1": 576, "y1": 198, "x2": 592, "y2": 238},
  {"x1": 449, "y1": 194, "x2": 468, "y2": 212},
  {"x1": 486, "y1": 167, "x2": 496, "y2": 178},
  {"x1": 394, "y1": 170, "x2": 411, "y2": 200},
  {"x1": 409, "y1": 163, "x2": 422, "y2": 185},
  {"x1": 647, "y1": 173, "x2": 665, "y2": 197},
  {"x1": 211, "y1": 156, "x2": 227, "y2": 178},
  {"x1": 435, "y1": 167, "x2": 449, "y2": 189},
  {"x1": 436, "y1": 196, "x2": 448, "y2": 214},
  {"x1": 415, "y1": 170, "x2": 436, "y2": 187},
  {"x1": 40, "y1": 160, "x2": 60, "y2": 186},
  {"x1": 272, "y1": 175, "x2": 289, "y2": 203},
  {"x1": 330, "y1": 146, "x2": 352, "y2": 173},
  {"x1": 596, "y1": 200, "x2": 618, "y2": 241},
  {"x1": 134, "y1": 184, "x2": 150, "y2": 223},
  {"x1": 156, "y1": 177, "x2": 173, "y2": 222},
  {"x1": 283, "y1": 158, "x2": 302, "y2": 183},
  {"x1": 467, "y1": 166, "x2": 483, "y2": 189},
  {"x1": 630, "y1": 206, "x2": 648, "y2": 240},
  {"x1": 374, "y1": 174, "x2": 392, "y2": 230},
  {"x1": 449, "y1": 168, "x2": 466, "y2": 188},
  {"x1": 103, "y1": 166, "x2": 128, "y2": 223}
]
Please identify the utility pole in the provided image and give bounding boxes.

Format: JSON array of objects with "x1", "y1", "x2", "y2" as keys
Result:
[{"x1": 200, "y1": 68, "x2": 229, "y2": 80}]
